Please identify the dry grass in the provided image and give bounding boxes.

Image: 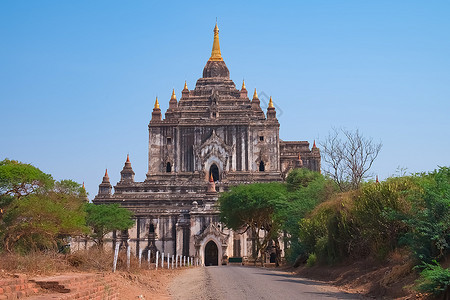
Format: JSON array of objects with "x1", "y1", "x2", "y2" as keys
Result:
[
  {"x1": 0, "y1": 248, "x2": 149, "y2": 276},
  {"x1": 0, "y1": 251, "x2": 72, "y2": 276},
  {"x1": 66, "y1": 248, "x2": 114, "y2": 271}
]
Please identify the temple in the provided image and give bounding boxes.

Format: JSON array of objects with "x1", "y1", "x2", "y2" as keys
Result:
[{"x1": 80, "y1": 24, "x2": 320, "y2": 266}]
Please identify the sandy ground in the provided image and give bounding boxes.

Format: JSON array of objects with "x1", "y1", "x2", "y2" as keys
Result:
[
  {"x1": 112, "y1": 269, "x2": 183, "y2": 300},
  {"x1": 169, "y1": 266, "x2": 365, "y2": 300},
  {"x1": 169, "y1": 267, "x2": 210, "y2": 299}
]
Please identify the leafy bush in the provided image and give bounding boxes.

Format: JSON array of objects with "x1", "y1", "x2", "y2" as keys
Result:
[
  {"x1": 306, "y1": 253, "x2": 317, "y2": 267},
  {"x1": 399, "y1": 167, "x2": 450, "y2": 263},
  {"x1": 299, "y1": 192, "x2": 358, "y2": 264},
  {"x1": 352, "y1": 178, "x2": 412, "y2": 259},
  {"x1": 281, "y1": 169, "x2": 336, "y2": 263},
  {"x1": 415, "y1": 261, "x2": 450, "y2": 297},
  {"x1": 299, "y1": 178, "x2": 415, "y2": 264}
]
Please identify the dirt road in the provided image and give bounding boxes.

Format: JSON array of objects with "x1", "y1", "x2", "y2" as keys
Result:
[{"x1": 169, "y1": 266, "x2": 365, "y2": 299}]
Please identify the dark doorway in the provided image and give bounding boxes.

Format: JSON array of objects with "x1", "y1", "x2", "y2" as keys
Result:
[
  {"x1": 259, "y1": 161, "x2": 265, "y2": 171},
  {"x1": 270, "y1": 252, "x2": 276, "y2": 263},
  {"x1": 204, "y1": 241, "x2": 219, "y2": 266},
  {"x1": 209, "y1": 164, "x2": 219, "y2": 181},
  {"x1": 166, "y1": 162, "x2": 172, "y2": 173}
]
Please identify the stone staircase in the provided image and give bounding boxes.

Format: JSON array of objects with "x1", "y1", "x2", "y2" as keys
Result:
[{"x1": 0, "y1": 273, "x2": 119, "y2": 300}]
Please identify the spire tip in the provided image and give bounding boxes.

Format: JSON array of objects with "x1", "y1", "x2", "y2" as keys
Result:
[
  {"x1": 209, "y1": 22, "x2": 223, "y2": 61},
  {"x1": 268, "y1": 96, "x2": 274, "y2": 108},
  {"x1": 253, "y1": 88, "x2": 258, "y2": 100}
]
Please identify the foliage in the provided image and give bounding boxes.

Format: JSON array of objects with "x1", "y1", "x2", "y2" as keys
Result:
[
  {"x1": 219, "y1": 182, "x2": 286, "y2": 264},
  {"x1": 286, "y1": 168, "x2": 325, "y2": 192},
  {"x1": 281, "y1": 169, "x2": 335, "y2": 263},
  {"x1": 0, "y1": 159, "x2": 88, "y2": 253},
  {"x1": 351, "y1": 178, "x2": 413, "y2": 258},
  {"x1": 299, "y1": 192, "x2": 356, "y2": 264},
  {"x1": 320, "y1": 128, "x2": 382, "y2": 191},
  {"x1": 299, "y1": 177, "x2": 417, "y2": 264},
  {"x1": 306, "y1": 253, "x2": 317, "y2": 267},
  {"x1": 297, "y1": 166, "x2": 450, "y2": 270},
  {"x1": 1, "y1": 180, "x2": 88, "y2": 253},
  {"x1": 0, "y1": 159, "x2": 53, "y2": 200},
  {"x1": 399, "y1": 167, "x2": 450, "y2": 263},
  {"x1": 219, "y1": 169, "x2": 331, "y2": 264},
  {"x1": 415, "y1": 260, "x2": 450, "y2": 297},
  {"x1": 84, "y1": 203, "x2": 134, "y2": 249}
]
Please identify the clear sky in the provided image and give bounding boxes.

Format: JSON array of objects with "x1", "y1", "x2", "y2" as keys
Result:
[{"x1": 1, "y1": 1, "x2": 449, "y2": 200}]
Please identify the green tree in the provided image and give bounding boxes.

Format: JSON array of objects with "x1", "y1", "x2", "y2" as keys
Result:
[
  {"x1": 1, "y1": 179, "x2": 88, "y2": 253},
  {"x1": 0, "y1": 159, "x2": 53, "y2": 200},
  {"x1": 85, "y1": 203, "x2": 134, "y2": 250},
  {"x1": 0, "y1": 159, "x2": 88, "y2": 253},
  {"x1": 219, "y1": 182, "x2": 286, "y2": 265},
  {"x1": 219, "y1": 169, "x2": 331, "y2": 266},
  {"x1": 0, "y1": 159, "x2": 54, "y2": 220},
  {"x1": 280, "y1": 169, "x2": 335, "y2": 263}
]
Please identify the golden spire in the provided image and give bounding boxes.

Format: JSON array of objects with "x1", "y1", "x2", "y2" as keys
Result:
[
  {"x1": 209, "y1": 22, "x2": 223, "y2": 61},
  {"x1": 184, "y1": 81, "x2": 188, "y2": 90},
  {"x1": 171, "y1": 89, "x2": 177, "y2": 100},
  {"x1": 268, "y1": 96, "x2": 274, "y2": 108},
  {"x1": 104, "y1": 169, "x2": 109, "y2": 177},
  {"x1": 126, "y1": 154, "x2": 130, "y2": 163},
  {"x1": 154, "y1": 97, "x2": 160, "y2": 109},
  {"x1": 241, "y1": 79, "x2": 246, "y2": 90},
  {"x1": 253, "y1": 88, "x2": 258, "y2": 99}
]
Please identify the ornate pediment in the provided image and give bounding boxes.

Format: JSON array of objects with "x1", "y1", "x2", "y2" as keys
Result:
[
  {"x1": 194, "y1": 223, "x2": 229, "y2": 246},
  {"x1": 193, "y1": 129, "x2": 233, "y2": 172}
]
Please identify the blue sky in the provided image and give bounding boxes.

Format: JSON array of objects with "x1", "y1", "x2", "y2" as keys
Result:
[{"x1": 1, "y1": 1, "x2": 449, "y2": 200}]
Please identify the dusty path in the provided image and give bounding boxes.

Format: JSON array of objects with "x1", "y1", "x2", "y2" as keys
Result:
[{"x1": 169, "y1": 266, "x2": 365, "y2": 300}]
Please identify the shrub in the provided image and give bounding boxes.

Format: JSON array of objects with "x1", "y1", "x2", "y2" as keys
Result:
[
  {"x1": 306, "y1": 253, "x2": 317, "y2": 267},
  {"x1": 399, "y1": 168, "x2": 450, "y2": 263},
  {"x1": 415, "y1": 261, "x2": 450, "y2": 297},
  {"x1": 299, "y1": 192, "x2": 357, "y2": 263}
]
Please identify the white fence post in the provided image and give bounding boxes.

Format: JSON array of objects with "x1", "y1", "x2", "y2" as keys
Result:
[
  {"x1": 126, "y1": 240, "x2": 131, "y2": 271},
  {"x1": 162, "y1": 252, "x2": 164, "y2": 268},
  {"x1": 112, "y1": 242, "x2": 120, "y2": 272},
  {"x1": 148, "y1": 249, "x2": 151, "y2": 269},
  {"x1": 156, "y1": 251, "x2": 159, "y2": 270},
  {"x1": 167, "y1": 253, "x2": 170, "y2": 269}
]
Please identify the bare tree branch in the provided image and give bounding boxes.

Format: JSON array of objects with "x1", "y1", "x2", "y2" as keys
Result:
[{"x1": 320, "y1": 128, "x2": 382, "y2": 191}]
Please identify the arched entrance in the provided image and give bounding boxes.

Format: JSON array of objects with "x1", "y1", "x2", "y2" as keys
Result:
[
  {"x1": 204, "y1": 240, "x2": 219, "y2": 266},
  {"x1": 209, "y1": 164, "x2": 219, "y2": 182}
]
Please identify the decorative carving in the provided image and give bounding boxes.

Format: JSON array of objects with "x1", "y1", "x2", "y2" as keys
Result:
[
  {"x1": 193, "y1": 129, "x2": 232, "y2": 173},
  {"x1": 194, "y1": 223, "x2": 229, "y2": 247}
]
